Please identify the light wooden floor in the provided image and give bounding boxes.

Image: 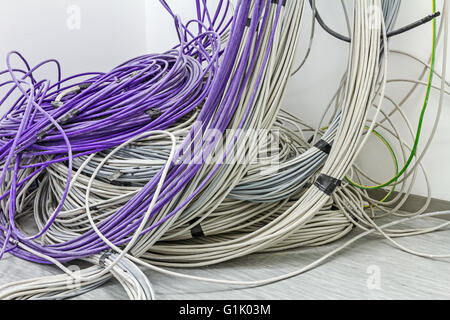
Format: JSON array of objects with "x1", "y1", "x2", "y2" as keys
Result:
[{"x1": 1, "y1": 216, "x2": 450, "y2": 300}]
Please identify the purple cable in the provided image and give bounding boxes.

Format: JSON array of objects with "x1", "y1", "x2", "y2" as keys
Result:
[
  {"x1": 0, "y1": 9, "x2": 226, "y2": 261},
  {"x1": 0, "y1": 0, "x2": 285, "y2": 264}
]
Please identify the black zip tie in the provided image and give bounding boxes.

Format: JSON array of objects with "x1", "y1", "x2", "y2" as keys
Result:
[
  {"x1": 72, "y1": 83, "x2": 91, "y2": 94},
  {"x1": 79, "y1": 83, "x2": 92, "y2": 90},
  {"x1": 349, "y1": 212, "x2": 359, "y2": 224},
  {"x1": 146, "y1": 107, "x2": 162, "y2": 120},
  {"x1": 246, "y1": 0, "x2": 286, "y2": 27},
  {"x1": 37, "y1": 108, "x2": 80, "y2": 140},
  {"x1": 57, "y1": 108, "x2": 80, "y2": 124},
  {"x1": 271, "y1": 0, "x2": 287, "y2": 6},
  {"x1": 50, "y1": 83, "x2": 90, "y2": 110},
  {"x1": 190, "y1": 218, "x2": 205, "y2": 238},
  {"x1": 38, "y1": 110, "x2": 81, "y2": 140},
  {"x1": 303, "y1": 182, "x2": 313, "y2": 189},
  {"x1": 314, "y1": 139, "x2": 332, "y2": 155},
  {"x1": 246, "y1": 18, "x2": 261, "y2": 29},
  {"x1": 315, "y1": 174, "x2": 341, "y2": 196},
  {"x1": 37, "y1": 130, "x2": 48, "y2": 141}
]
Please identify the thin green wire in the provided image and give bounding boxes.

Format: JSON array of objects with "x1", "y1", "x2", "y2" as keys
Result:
[
  {"x1": 347, "y1": 0, "x2": 437, "y2": 190},
  {"x1": 346, "y1": 127, "x2": 399, "y2": 202}
]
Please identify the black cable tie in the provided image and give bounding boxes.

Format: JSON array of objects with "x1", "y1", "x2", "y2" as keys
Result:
[
  {"x1": 60, "y1": 109, "x2": 80, "y2": 125},
  {"x1": 314, "y1": 139, "x2": 332, "y2": 155},
  {"x1": 303, "y1": 182, "x2": 313, "y2": 189},
  {"x1": 146, "y1": 107, "x2": 162, "y2": 120},
  {"x1": 349, "y1": 212, "x2": 359, "y2": 224},
  {"x1": 71, "y1": 83, "x2": 91, "y2": 95},
  {"x1": 315, "y1": 174, "x2": 341, "y2": 196},
  {"x1": 37, "y1": 130, "x2": 48, "y2": 141},
  {"x1": 247, "y1": 0, "x2": 286, "y2": 28},
  {"x1": 271, "y1": 0, "x2": 287, "y2": 6},
  {"x1": 190, "y1": 218, "x2": 205, "y2": 238},
  {"x1": 79, "y1": 83, "x2": 92, "y2": 90},
  {"x1": 37, "y1": 108, "x2": 81, "y2": 140}
]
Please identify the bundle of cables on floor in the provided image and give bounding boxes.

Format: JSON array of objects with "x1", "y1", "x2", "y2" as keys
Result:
[{"x1": 0, "y1": 0, "x2": 449, "y2": 299}]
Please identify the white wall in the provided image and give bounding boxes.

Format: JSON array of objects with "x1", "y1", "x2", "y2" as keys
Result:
[
  {"x1": 0, "y1": 0, "x2": 449, "y2": 200},
  {"x1": 0, "y1": 0, "x2": 147, "y2": 77}
]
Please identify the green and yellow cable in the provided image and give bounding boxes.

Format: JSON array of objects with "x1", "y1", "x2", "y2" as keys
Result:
[
  {"x1": 347, "y1": 0, "x2": 437, "y2": 191},
  {"x1": 346, "y1": 126, "x2": 399, "y2": 203}
]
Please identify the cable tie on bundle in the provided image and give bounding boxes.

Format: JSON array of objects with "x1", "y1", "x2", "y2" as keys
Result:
[
  {"x1": 58, "y1": 108, "x2": 80, "y2": 124},
  {"x1": 271, "y1": 0, "x2": 287, "y2": 6},
  {"x1": 346, "y1": 210, "x2": 360, "y2": 225},
  {"x1": 37, "y1": 108, "x2": 81, "y2": 140},
  {"x1": 349, "y1": 212, "x2": 359, "y2": 224},
  {"x1": 247, "y1": 0, "x2": 286, "y2": 29},
  {"x1": 303, "y1": 182, "x2": 313, "y2": 189},
  {"x1": 51, "y1": 83, "x2": 91, "y2": 111},
  {"x1": 314, "y1": 139, "x2": 333, "y2": 155},
  {"x1": 190, "y1": 218, "x2": 205, "y2": 238},
  {"x1": 146, "y1": 108, "x2": 162, "y2": 120},
  {"x1": 37, "y1": 130, "x2": 48, "y2": 141},
  {"x1": 79, "y1": 83, "x2": 92, "y2": 90},
  {"x1": 247, "y1": 0, "x2": 286, "y2": 27},
  {"x1": 315, "y1": 174, "x2": 341, "y2": 196}
]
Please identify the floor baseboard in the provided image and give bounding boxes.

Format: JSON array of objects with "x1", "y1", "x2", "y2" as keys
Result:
[{"x1": 368, "y1": 190, "x2": 450, "y2": 218}]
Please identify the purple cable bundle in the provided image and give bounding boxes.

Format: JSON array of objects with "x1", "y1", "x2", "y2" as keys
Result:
[
  {"x1": 0, "y1": 1, "x2": 233, "y2": 261},
  {"x1": 0, "y1": 0, "x2": 285, "y2": 264}
]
